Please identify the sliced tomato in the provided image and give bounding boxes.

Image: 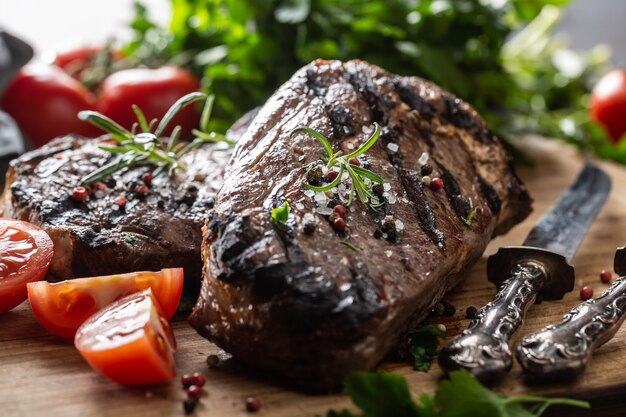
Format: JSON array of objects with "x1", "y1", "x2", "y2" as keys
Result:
[
  {"x1": 0, "y1": 219, "x2": 53, "y2": 313},
  {"x1": 75, "y1": 289, "x2": 176, "y2": 385},
  {"x1": 27, "y1": 268, "x2": 183, "y2": 338}
]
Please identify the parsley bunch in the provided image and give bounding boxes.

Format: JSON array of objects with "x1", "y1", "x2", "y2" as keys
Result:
[{"x1": 325, "y1": 370, "x2": 589, "y2": 417}]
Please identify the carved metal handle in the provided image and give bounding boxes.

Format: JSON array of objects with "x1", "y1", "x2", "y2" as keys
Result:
[
  {"x1": 516, "y1": 275, "x2": 626, "y2": 383},
  {"x1": 438, "y1": 262, "x2": 546, "y2": 384}
]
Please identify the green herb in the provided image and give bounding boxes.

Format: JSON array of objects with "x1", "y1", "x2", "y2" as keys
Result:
[
  {"x1": 271, "y1": 201, "x2": 291, "y2": 224},
  {"x1": 77, "y1": 93, "x2": 232, "y2": 185},
  {"x1": 293, "y1": 123, "x2": 384, "y2": 210},
  {"x1": 123, "y1": 233, "x2": 138, "y2": 246},
  {"x1": 407, "y1": 325, "x2": 446, "y2": 372},
  {"x1": 461, "y1": 209, "x2": 477, "y2": 228},
  {"x1": 324, "y1": 370, "x2": 589, "y2": 417},
  {"x1": 340, "y1": 240, "x2": 362, "y2": 253},
  {"x1": 124, "y1": 1, "x2": 614, "y2": 163}
]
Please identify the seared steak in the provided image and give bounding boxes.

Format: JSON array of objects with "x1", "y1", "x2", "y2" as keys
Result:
[
  {"x1": 0, "y1": 135, "x2": 233, "y2": 299},
  {"x1": 189, "y1": 59, "x2": 532, "y2": 390}
]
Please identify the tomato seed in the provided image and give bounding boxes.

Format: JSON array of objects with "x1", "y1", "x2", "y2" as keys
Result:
[{"x1": 580, "y1": 286, "x2": 593, "y2": 300}]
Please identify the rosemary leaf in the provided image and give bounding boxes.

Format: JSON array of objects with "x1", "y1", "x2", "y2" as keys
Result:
[
  {"x1": 78, "y1": 111, "x2": 134, "y2": 142},
  {"x1": 132, "y1": 104, "x2": 149, "y2": 133},
  {"x1": 154, "y1": 92, "x2": 206, "y2": 137}
]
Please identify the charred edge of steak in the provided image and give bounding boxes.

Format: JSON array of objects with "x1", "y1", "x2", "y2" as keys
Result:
[
  {"x1": 435, "y1": 162, "x2": 472, "y2": 220},
  {"x1": 327, "y1": 103, "x2": 355, "y2": 138},
  {"x1": 393, "y1": 80, "x2": 434, "y2": 119},
  {"x1": 443, "y1": 95, "x2": 476, "y2": 129},
  {"x1": 348, "y1": 70, "x2": 395, "y2": 125}
]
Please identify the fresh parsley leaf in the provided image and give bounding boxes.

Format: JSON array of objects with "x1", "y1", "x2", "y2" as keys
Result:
[
  {"x1": 326, "y1": 370, "x2": 589, "y2": 417},
  {"x1": 461, "y1": 209, "x2": 477, "y2": 228},
  {"x1": 343, "y1": 372, "x2": 434, "y2": 417},
  {"x1": 435, "y1": 370, "x2": 590, "y2": 417},
  {"x1": 123, "y1": 233, "x2": 138, "y2": 246},
  {"x1": 408, "y1": 324, "x2": 446, "y2": 372},
  {"x1": 271, "y1": 201, "x2": 291, "y2": 224}
]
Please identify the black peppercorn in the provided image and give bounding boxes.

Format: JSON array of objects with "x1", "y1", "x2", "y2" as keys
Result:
[
  {"x1": 420, "y1": 163, "x2": 433, "y2": 176},
  {"x1": 465, "y1": 306, "x2": 477, "y2": 319},
  {"x1": 372, "y1": 183, "x2": 384, "y2": 197},
  {"x1": 303, "y1": 222, "x2": 316, "y2": 235},
  {"x1": 183, "y1": 398, "x2": 198, "y2": 414}
]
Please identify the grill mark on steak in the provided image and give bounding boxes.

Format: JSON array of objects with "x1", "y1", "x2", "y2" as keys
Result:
[
  {"x1": 436, "y1": 162, "x2": 472, "y2": 220},
  {"x1": 347, "y1": 70, "x2": 394, "y2": 124},
  {"x1": 393, "y1": 80, "x2": 434, "y2": 119},
  {"x1": 478, "y1": 175, "x2": 502, "y2": 214},
  {"x1": 380, "y1": 125, "x2": 444, "y2": 248}
]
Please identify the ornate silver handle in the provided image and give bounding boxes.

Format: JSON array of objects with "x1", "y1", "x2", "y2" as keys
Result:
[
  {"x1": 516, "y1": 275, "x2": 626, "y2": 382},
  {"x1": 438, "y1": 262, "x2": 546, "y2": 384}
]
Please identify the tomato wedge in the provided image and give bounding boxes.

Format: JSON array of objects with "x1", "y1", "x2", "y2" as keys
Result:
[
  {"x1": 75, "y1": 289, "x2": 176, "y2": 385},
  {"x1": 27, "y1": 268, "x2": 183, "y2": 338},
  {"x1": 0, "y1": 219, "x2": 53, "y2": 313}
]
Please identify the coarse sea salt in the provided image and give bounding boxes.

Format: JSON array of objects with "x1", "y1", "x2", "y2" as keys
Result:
[
  {"x1": 295, "y1": 202, "x2": 305, "y2": 210},
  {"x1": 304, "y1": 189, "x2": 315, "y2": 198},
  {"x1": 386, "y1": 143, "x2": 399, "y2": 153},
  {"x1": 395, "y1": 219, "x2": 405, "y2": 231},
  {"x1": 385, "y1": 250, "x2": 393, "y2": 257},
  {"x1": 418, "y1": 152, "x2": 429, "y2": 166},
  {"x1": 383, "y1": 183, "x2": 392, "y2": 192},
  {"x1": 316, "y1": 206, "x2": 333, "y2": 216}
]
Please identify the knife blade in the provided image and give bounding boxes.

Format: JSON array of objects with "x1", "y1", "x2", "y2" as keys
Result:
[
  {"x1": 438, "y1": 163, "x2": 611, "y2": 384},
  {"x1": 517, "y1": 247, "x2": 626, "y2": 382}
]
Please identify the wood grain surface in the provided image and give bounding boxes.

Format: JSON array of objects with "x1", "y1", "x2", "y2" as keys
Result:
[{"x1": 2, "y1": 137, "x2": 626, "y2": 417}]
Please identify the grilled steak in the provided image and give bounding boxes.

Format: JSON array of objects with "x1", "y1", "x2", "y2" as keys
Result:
[
  {"x1": 189, "y1": 59, "x2": 532, "y2": 390},
  {"x1": 0, "y1": 135, "x2": 233, "y2": 299}
]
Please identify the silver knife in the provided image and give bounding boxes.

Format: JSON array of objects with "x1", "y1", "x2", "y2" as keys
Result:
[
  {"x1": 438, "y1": 163, "x2": 611, "y2": 384},
  {"x1": 516, "y1": 246, "x2": 626, "y2": 382}
]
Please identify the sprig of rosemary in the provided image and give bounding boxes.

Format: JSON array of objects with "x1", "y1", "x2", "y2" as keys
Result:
[
  {"x1": 77, "y1": 93, "x2": 235, "y2": 185},
  {"x1": 292, "y1": 123, "x2": 384, "y2": 210}
]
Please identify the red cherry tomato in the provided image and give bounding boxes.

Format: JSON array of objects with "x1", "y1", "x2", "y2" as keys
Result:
[
  {"x1": 97, "y1": 67, "x2": 201, "y2": 137},
  {"x1": 0, "y1": 64, "x2": 100, "y2": 147},
  {"x1": 28, "y1": 268, "x2": 183, "y2": 338},
  {"x1": 54, "y1": 45, "x2": 122, "y2": 80},
  {"x1": 75, "y1": 289, "x2": 176, "y2": 385},
  {"x1": 590, "y1": 69, "x2": 626, "y2": 143},
  {"x1": 0, "y1": 219, "x2": 54, "y2": 313}
]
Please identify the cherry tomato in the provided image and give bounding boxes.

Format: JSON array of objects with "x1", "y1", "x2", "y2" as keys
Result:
[
  {"x1": 97, "y1": 67, "x2": 201, "y2": 137},
  {"x1": 75, "y1": 289, "x2": 176, "y2": 385},
  {"x1": 590, "y1": 69, "x2": 626, "y2": 143},
  {"x1": 0, "y1": 64, "x2": 100, "y2": 147},
  {"x1": 0, "y1": 219, "x2": 53, "y2": 313},
  {"x1": 54, "y1": 45, "x2": 122, "y2": 80},
  {"x1": 28, "y1": 268, "x2": 183, "y2": 338}
]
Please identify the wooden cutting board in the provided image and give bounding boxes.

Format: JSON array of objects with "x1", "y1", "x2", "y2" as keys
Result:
[{"x1": 2, "y1": 137, "x2": 626, "y2": 417}]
